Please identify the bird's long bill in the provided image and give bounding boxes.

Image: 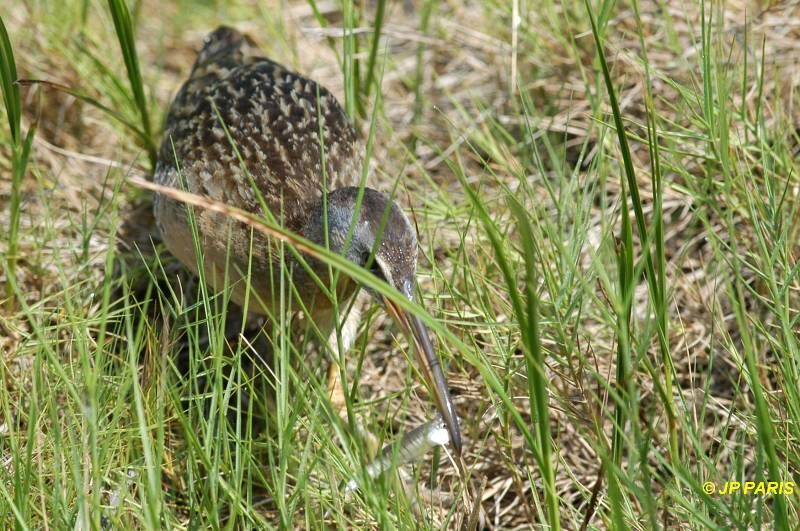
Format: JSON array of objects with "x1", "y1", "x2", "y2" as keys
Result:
[{"x1": 383, "y1": 297, "x2": 462, "y2": 454}]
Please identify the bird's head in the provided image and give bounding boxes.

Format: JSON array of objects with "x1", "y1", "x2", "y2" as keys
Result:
[{"x1": 303, "y1": 186, "x2": 462, "y2": 454}]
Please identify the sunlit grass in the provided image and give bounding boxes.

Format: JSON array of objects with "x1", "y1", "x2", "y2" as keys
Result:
[{"x1": 1, "y1": 0, "x2": 800, "y2": 529}]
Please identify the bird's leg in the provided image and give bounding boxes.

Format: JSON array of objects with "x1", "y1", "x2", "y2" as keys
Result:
[
  {"x1": 324, "y1": 293, "x2": 364, "y2": 413},
  {"x1": 325, "y1": 358, "x2": 346, "y2": 413}
]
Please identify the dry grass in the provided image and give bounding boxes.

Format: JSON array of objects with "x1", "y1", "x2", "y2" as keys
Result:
[{"x1": 2, "y1": 0, "x2": 800, "y2": 529}]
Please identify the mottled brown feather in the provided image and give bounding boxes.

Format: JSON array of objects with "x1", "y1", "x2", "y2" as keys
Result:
[
  {"x1": 156, "y1": 26, "x2": 362, "y2": 231},
  {"x1": 153, "y1": 26, "x2": 363, "y2": 309}
]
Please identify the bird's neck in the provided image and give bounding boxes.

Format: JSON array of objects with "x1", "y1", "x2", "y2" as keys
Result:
[
  {"x1": 288, "y1": 193, "x2": 361, "y2": 312},
  {"x1": 288, "y1": 252, "x2": 358, "y2": 315}
]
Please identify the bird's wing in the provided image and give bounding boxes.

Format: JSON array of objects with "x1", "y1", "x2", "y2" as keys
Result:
[{"x1": 156, "y1": 26, "x2": 363, "y2": 233}]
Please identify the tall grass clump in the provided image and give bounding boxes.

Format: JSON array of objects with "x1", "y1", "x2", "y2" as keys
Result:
[
  {"x1": 3, "y1": 0, "x2": 800, "y2": 528},
  {"x1": 583, "y1": 1, "x2": 674, "y2": 526},
  {"x1": 456, "y1": 159, "x2": 561, "y2": 529}
]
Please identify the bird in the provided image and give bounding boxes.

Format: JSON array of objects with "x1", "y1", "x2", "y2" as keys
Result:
[{"x1": 152, "y1": 26, "x2": 462, "y2": 454}]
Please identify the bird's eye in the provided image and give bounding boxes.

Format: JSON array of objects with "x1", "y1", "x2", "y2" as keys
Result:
[
  {"x1": 364, "y1": 255, "x2": 384, "y2": 281},
  {"x1": 362, "y1": 251, "x2": 385, "y2": 281},
  {"x1": 370, "y1": 263, "x2": 385, "y2": 281}
]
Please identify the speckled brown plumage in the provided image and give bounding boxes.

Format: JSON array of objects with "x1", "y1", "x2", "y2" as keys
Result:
[
  {"x1": 154, "y1": 26, "x2": 363, "y2": 310},
  {"x1": 157, "y1": 26, "x2": 361, "y2": 227}
]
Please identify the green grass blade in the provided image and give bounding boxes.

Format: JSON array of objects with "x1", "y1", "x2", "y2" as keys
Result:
[
  {"x1": 0, "y1": 18, "x2": 35, "y2": 310},
  {"x1": 0, "y1": 15, "x2": 20, "y2": 143},
  {"x1": 361, "y1": 0, "x2": 385, "y2": 102},
  {"x1": 507, "y1": 196, "x2": 561, "y2": 531},
  {"x1": 106, "y1": 0, "x2": 156, "y2": 169},
  {"x1": 584, "y1": 0, "x2": 677, "y2": 461},
  {"x1": 341, "y1": 0, "x2": 358, "y2": 119}
]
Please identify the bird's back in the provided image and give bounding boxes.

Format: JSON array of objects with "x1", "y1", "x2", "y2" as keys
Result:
[{"x1": 155, "y1": 26, "x2": 362, "y2": 233}]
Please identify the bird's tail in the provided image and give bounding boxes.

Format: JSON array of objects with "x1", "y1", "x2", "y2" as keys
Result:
[{"x1": 192, "y1": 26, "x2": 260, "y2": 72}]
